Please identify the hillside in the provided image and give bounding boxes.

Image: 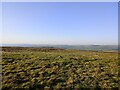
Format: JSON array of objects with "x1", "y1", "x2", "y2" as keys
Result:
[{"x1": 1, "y1": 47, "x2": 119, "y2": 89}]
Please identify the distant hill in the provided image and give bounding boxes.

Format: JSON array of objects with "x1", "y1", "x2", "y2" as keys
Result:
[
  {"x1": 1, "y1": 44, "x2": 118, "y2": 51},
  {"x1": 46, "y1": 45, "x2": 118, "y2": 51}
]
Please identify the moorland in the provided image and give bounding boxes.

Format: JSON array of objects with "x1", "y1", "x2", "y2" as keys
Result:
[{"x1": 1, "y1": 47, "x2": 119, "y2": 89}]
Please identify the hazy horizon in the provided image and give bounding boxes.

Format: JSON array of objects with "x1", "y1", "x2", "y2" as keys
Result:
[
  {"x1": 2, "y1": 2, "x2": 118, "y2": 45},
  {"x1": 0, "y1": 43, "x2": 118, "y2": 46}
]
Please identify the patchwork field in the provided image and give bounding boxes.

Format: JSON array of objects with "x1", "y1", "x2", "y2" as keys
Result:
[{"x1": 1, "y1": 47, "x2": 119, "y2": 89}]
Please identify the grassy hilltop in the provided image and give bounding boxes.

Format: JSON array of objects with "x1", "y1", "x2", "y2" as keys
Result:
[{"x1": 1, "y1": 47, "x2": 119, "y2": 89}]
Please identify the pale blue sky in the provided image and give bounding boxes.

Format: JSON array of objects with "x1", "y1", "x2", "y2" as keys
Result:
[{"x1": 2, "y1": 2, "x2": 118, "y2": 45}]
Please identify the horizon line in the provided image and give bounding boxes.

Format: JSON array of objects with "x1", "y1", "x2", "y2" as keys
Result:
[{"x1": 0, "y1": 43, "x2": 118, "y2": 46}]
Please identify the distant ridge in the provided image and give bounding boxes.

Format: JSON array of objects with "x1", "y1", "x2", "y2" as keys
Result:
[{"x1": 1, "y1": 44, "x2": 118, "y2": 51}]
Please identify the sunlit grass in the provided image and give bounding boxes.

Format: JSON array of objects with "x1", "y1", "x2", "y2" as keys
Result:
[{"x1": 2, "y1": 47, "x2": 119, "y2": 89}]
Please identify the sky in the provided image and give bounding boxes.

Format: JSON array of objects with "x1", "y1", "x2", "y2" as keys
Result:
[{"x1": 2, "y1": 2, "x2": 118, "y2": 45}]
